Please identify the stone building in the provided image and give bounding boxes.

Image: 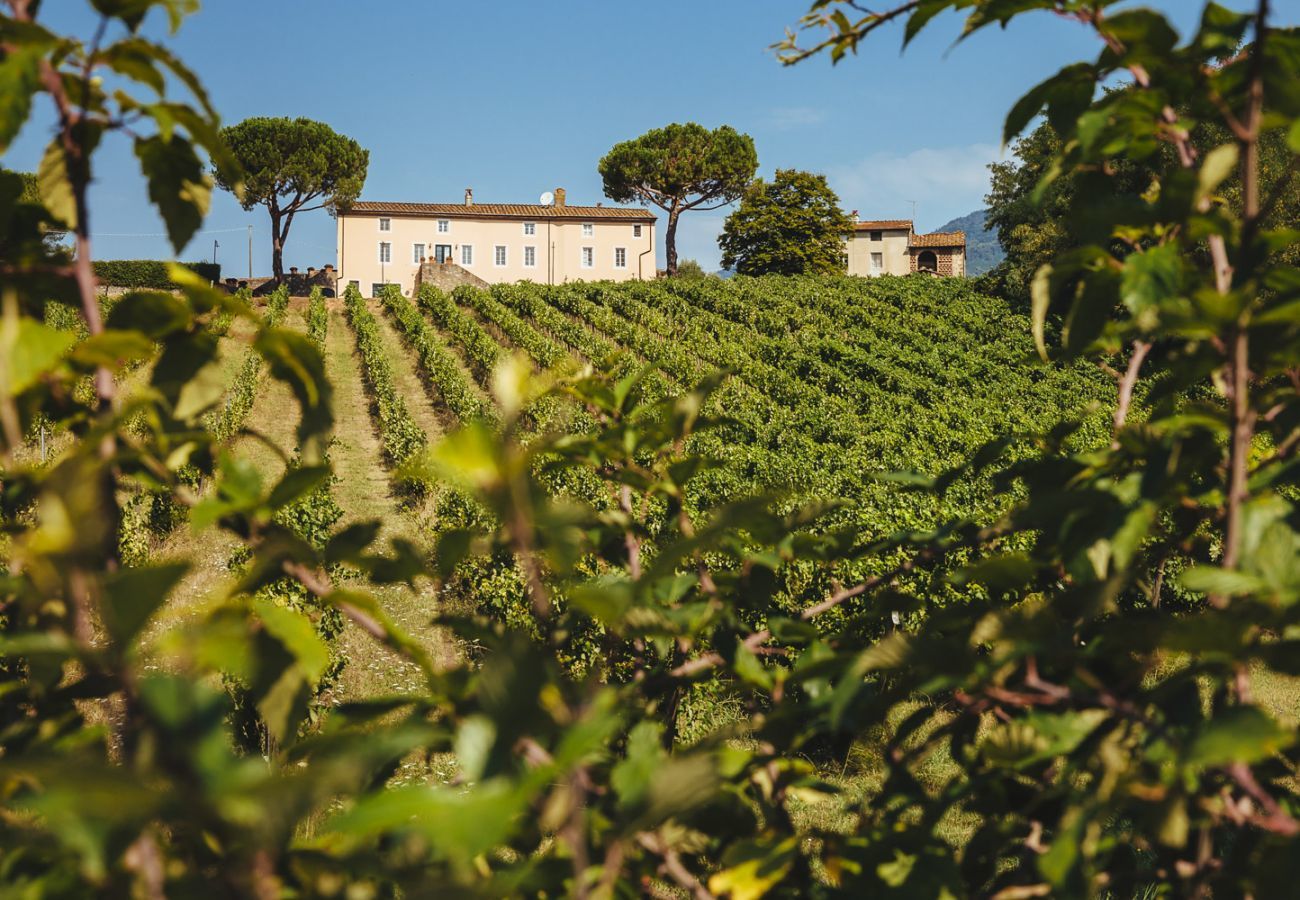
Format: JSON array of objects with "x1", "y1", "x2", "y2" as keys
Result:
[
  {"x1": 907, "y1": 230, "x2": 967, "y2": 275},
  {"x1": 845, "y1": 219, "x2": 966, "y2": 277}
]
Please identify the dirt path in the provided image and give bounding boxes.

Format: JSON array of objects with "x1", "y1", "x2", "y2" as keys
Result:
[
  {"x1": 323, "y1": 305, "x2": 401, "y2": 533},
  {"x1": 369, "y1": 299, "x2": 448, "y2": 439},
  {"x1": 324, "y1": 305, "x2": 454, "y2": 695},
  {"x1": 142, "y1": 301, "x2": 454, "y2": 694},
  {"x1": 145, "y1": 307, "x2": 304, "y2": 640}
]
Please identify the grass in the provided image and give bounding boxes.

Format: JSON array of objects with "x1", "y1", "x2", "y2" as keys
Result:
[
  {"x1": 143, "y1": 305, "x2": 303, "y2": 642},
  {"x1": 144, "y1": 297, "x2": 458, "y2": 693},
  {"x1": 323, "y1": 300, "x2": 454, "y2": 697}
]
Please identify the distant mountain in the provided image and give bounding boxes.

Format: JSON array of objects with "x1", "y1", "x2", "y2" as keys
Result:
[{"x1": 937, "y1": 209, "x2": 1004, "y2": 276}]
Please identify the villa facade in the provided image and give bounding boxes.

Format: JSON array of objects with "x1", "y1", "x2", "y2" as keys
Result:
[
  {"x1": 336, "y1": 188, "x2": 657, "y2": 296},
  {"x1": 845, "y1": 219, "x2": 966, "y2": 277}
]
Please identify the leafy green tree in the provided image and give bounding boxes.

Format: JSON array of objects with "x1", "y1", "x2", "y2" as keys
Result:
[
  {"x1": 987, "y1": 117, "x2": 1300, "y2": 306},
  {"x1": 598, "y1": 122, "x2": 757, "y2": 275},
  {"x1": 984, "y1": 123, "x2": 1076, "y2": 304},
  {"x1": 718, "y1": 168, "x2": 850, "y2": 276},
  {"x1": 674, "y1": 257, "x2": 710, "y2": 279},
  {"x1": 214, "y1": 117, "x2": 368, "y2": 283}
]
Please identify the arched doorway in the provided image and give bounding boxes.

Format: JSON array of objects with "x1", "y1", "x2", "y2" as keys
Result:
[{"x1": 917, "y1": 250, "x2": 938, "y2": 273}]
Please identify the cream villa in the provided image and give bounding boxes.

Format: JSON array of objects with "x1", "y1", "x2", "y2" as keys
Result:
[
  {"x1": 336, "y1": 188, "x2": 656, "y2": 295},
  {"x1": 845, "y1": 219, "x2": 967, "y2": 277}
]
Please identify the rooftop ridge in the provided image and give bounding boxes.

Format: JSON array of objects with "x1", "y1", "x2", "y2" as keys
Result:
[{"x1": 344, "y1": 200, "x2": 656, "y2": 221}]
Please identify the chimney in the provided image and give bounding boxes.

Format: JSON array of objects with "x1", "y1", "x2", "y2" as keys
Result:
[
  {"x1": 851, "y1": 209, "x2": 859, "y2": 223},
  {"x1": 289, "y1": 266, "x2": 299, "y2": 276},
  {"x1": 323, "y1": 263, "x2": 334, "y2": 273},
  {"x1": 307, "y1": 266, "x2": 316, "y2": 276},
  {"x1": 464, "y1": 187, "x2": 473, "y2": 207},
  {"x1": 554, "y1": 187, "x2": 566, "y2": 208}
]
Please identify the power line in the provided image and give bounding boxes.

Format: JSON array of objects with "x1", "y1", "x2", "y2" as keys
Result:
[{"x1": 90, "y1": 226, "x2": 252, "y2": 238}]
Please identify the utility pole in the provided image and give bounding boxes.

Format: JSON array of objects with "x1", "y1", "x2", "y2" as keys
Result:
[
  {"x1": 909, "y1": 200, "x2": 917, "y2": 222},
  {"x1": 213, "y1": 239, "x2": 219, "y2": 266},
  {"x1": 247, "y1": 225, "x2": 253, "y2": 279}
]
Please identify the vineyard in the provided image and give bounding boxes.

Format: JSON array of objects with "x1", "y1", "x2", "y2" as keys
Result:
[
  {"x1": 7, "y1": 3, "x2": 1298, "y2": 894},
  {"x1": 93, "y1": 274, "x2": 1117, "y2": 698}
]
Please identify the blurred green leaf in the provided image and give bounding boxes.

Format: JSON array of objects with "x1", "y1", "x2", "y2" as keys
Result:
[
  {"x1": 135, "y1": 133, "x2": 210, "y2": 253},
  {"x1": 1187, "y1": 707, "x2": 1293, "y2": 767},
  {"x1": 2, "y1": 316, "x2": 74, "y2": 395},
  {"x1": 0, "y1": 46, "x2": 44, "y2": 153},
  {"x1": 37, "y1": 138, "x2": 77, "y2": 228},
  {"x1": 104, "y1": 562, "x2": 188, "y2": 646}
]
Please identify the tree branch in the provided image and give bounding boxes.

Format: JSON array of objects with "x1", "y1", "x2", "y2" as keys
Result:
[
  {"x1": 636, "y1": 833, "x2": 715, "y2": 900},
  {"x1": 670, "y1": 527, "x2": 1000, "y2": 678},
  {"x1": 1112, "y1": 339, "x2": 1151, "y2": 445},
  {"x1": 13, "y1": 0, "x2": 112, "y2": 409},
  {"x1": 1223, "y1": 0, "x2": 1269, "y2": 577},
  {"x1": 777, "y1": 1, "x2": 923, "y2": 65}
]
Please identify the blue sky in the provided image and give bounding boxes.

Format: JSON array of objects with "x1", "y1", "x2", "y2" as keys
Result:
[{"x1": 7, "y1": 0, "x2": 1296, "y2": 273}]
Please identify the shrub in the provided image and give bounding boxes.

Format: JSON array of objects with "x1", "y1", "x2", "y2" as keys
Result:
[{"x1": 92, "y1": 259, "x2": 220, "y2": 288}]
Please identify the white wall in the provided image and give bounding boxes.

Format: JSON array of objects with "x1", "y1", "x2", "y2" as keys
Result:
[{"x1": 337, "y1": 212, "x2": 655, "y2": 295}]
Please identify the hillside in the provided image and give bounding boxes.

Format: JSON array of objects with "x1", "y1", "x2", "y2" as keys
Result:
[
  {"x1": 466, "y1": 275, "x2": 1110, "y2": 497},
  {"x1": 90, "y1": 274, "x2": 1116, "y2": 680},
  {"x1": 937, "y1": 208, "x2": 1004, "y2": 275},
  {"x1": 130, "y1": 275, "x2": 1115, "y2": 642}
]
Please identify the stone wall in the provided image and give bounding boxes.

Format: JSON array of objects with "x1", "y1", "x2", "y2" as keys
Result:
[
  {"x1": 908, "y1": 248, "x2": 963, "y2": 276},
  {"x1": 411, "y1": 260, "x2": 489, "y2": 294}
]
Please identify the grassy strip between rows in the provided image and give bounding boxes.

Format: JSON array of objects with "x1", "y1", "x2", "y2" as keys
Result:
[
  {"x1": 418, "y1": 285, "x2": 504, "y2": 385},
  {"x1": 342, "y1": 284, "x2": 428, "y2": 485},
  {"x1": 456, "y1": 285, "x2": 568, "y2": 368},
  {"x1": 386, "y1": 286, "x2": 496, "y2": 426},
  {"x1": 208, "y1": 286, "x2": 290, "y2": 443},
  {"x1": 122, "y1": 286, "x2": 288, "y2": 564}
]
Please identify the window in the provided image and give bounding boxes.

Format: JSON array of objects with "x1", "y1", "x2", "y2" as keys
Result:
[
  {"x1": 870, "y1": 252, "x2": 883, "y2": 275},
  {"x1": 348, "y1": 280, "x2": 360, "y2": 293},
  {"x1": 413, "y1": 243, "x2": 426, "y2": 264},
  {"x1": 523, "y1": 246, "x2": 537, "y2": 268},
  {"x1": 614, "y1": 247, "x2": 627, "y2": 269},
  {"x1": 371, "y1": 283, "x2": 386, "y2": 298},
  {"x1": 437, "y1": 219, "x2": 450, "y2": 234},
  {"x1": 870, "y1": 230, "x2": 882, "y2": 242},
  {"x1": 523, "y1": 222, "x2": 536, "y2": 236},
  {"x1": 582, "y1": 223, "x2": 594, "y2": 237},
  {"x1": 378, "y1": 241, "x2": 392, "y2": 264},
  {"x1": 379, "y1": 217, "x2": 391, "y2": 232},
  {"x1": 494, "y1": 245, "x2": 507, "y2": 267},
  {"x1": 461, "y1": 244, "x2": 474, "y2": 266},
  {"x1": 633, "y1": 224, "x2": 642, "y2": 238},
  {"x1": 581, "y1": 246, "x2": 594, "y2": 268}
]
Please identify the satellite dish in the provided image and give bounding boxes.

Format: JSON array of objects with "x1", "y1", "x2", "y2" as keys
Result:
[{"x1": 539, "y1": 191, "x2": 555, "y2": 206}]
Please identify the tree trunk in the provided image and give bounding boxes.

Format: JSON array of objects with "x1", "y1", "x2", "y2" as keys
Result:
[
  {"x1": 270, "y1": 207, "x2": 284, "y2": 284},
  {"x1": 664, "y1": 208, "x2": 680, "y2": 277}
]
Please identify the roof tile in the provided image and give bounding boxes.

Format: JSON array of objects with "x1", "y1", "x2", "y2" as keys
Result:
[
  {"x1": 909, "y1": 231, "x2": 966, "y2": 248},
  {"x1": 853, "y1": 220, "x2": 913, "y2": 231},
  {"x1": 345, "y1": 201, "x2": 656, "y2": 222}
]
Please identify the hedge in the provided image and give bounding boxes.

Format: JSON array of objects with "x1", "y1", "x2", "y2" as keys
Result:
[{"x1": 93, "y1": 259, "x2": 220, "y2": 289}]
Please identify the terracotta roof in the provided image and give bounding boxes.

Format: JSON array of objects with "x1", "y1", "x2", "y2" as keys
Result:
[
  {"x1": 909, "y1": 231, "x2": 966, "y2": 248},
  {"x1": 853, "y1": 220, "x2": 913, "y2": 231},
  {"x1": 344, "y1": 201, "x2": 656, "y2": 222}
]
